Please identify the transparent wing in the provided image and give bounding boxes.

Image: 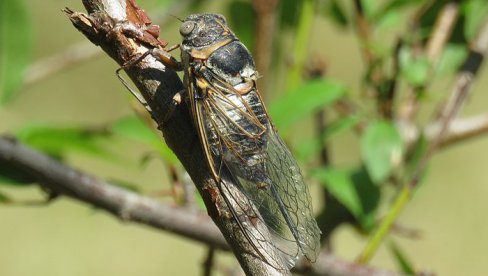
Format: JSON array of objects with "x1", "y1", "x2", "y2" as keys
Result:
[
  {"x1": 194, "y1": 74, "x2": 321, "y2": 268},
  {"x1": 262, "y1": 127, "x2": 322, "y2": 261},
  {"x1": 194, "y1": 91, "x2": 296, "y2": 270}
]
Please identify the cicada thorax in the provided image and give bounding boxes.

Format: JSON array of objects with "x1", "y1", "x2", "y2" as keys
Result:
[{"x1": 181, "y1": 18, "x2": 271, "y2": 185}]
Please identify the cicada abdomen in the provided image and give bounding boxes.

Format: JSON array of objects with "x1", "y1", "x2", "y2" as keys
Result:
[{"x1": 179, "y1": 14, "x2": 321, "y2": 270}]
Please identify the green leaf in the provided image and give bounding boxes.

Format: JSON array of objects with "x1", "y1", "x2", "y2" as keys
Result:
[
  {"x1": 361, "y1": 0, "x2": 377, "y2": 19},
  {"x1": 323, "y1": 0, "x2": 349, "y2": 27},
  {"x1": 228, "y1": 1, "x2": 256, "y2": 50},
  {"x1": 375, "y1": 10, "x2": 401, "y2": 32},
  {"x1": 154, "y1": 0, "x2": 175, "y2": 6},
  {"x1": 278, "y1": 0, "x2": 301, "y2": 30},
  {"x1": 361, "y1": 120, "x2": 404, "y2": 183},
  {"x1": 419, "y1": 1, "x2": 466, "y2": 45},
  {"x1": 111, "y1": 116, "x2": 177, "y2": 164},
  {"x1": 112, "y1": 116, "x2": 159, "y2": 147},
  {"x1": 389, "y1": 241, "x2": 416, "y2": 275},
  {"x1": 0, "y1": 0, "x2": 32, "y2": 105},
  {"x1": 0, "y1": 191, "x2": 12, "y2": 203},
  {"x1": 437, "y1": 44, "x2": 468, "y2": 75},
  {"x1": 374, "y1": 0, "x2": 425, "y2": 21},
  {"x1": 195, "y1": 191, "x2": 206, "y2": 210},
  {"x1": 15, "y1": 125, "x2": 112, "y2": 159},
  {"x1": 295, "y1": 115, "x2": 360, "y2": 162},
  {"x1": 399, "y1": 48, "x2": 430, "y2": 86},
  {"x1": 322, "y1": 114, "x2": 360, "y2": 140},
  {"x1": 404, "y1": 134, "x2": 429, "y2": 181},
  {"x1": 269, "y1": 79, "x2": 345, "y2": 130},
  {"x1": 462, "y1": 0, "x2": 488, "y2": 41},
  {"x1": 313, "y1": 167, "x2": 380, "y2": 230}
]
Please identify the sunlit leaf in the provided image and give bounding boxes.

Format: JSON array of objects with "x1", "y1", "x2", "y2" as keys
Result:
[
  {"x1": 0, "y1": 191, "x2": 12, "y2": 203},
  {"x1": 15, "y1": 125, "x2": 113, "y2": 159},
  {"x1": 314, "y1": 168, "x2": 361, "y2": 216},
  {"x1": 399, "y1": 48, "x2": 430, "y2": 86},
  {"x1": 269, "y1": 79, "x2": 345, "y2": 130},
  {"x1": 361, "y1": 0, "x2": 377, "y2": 19},
  {"x1": 437, "y1": 44, "x2": 468, "y2": 75},
  {"x1": 323, "y1": 114, "x2": 360, "y2": 140},
  {"x1": 374, "y1": 0, "x2": 426, "y2": 21},
  {"x1": 375, "y1": 10, "x2": 401, "y2": 32},
  {"x1": 313, "y1": 167, "x2": 380, "y2": 230},
  {"x1": 361, "y1": 120, "x2": 404, "y2": 183},
  {"x1": 312, "y1": 168, "x2": 380, "y2": 230},
  {"x1": 111, "y1": 116, "x2": 177, "y2": 164},
  {"x1": 0, "y1": 0, "x2": 32, "y2": 105},
  {"x1": 296, "y1": 115, "x2": 360, "y2": 162},
  {"x1": 462, "y1": 0, "x2": 488, "y2": 41}
]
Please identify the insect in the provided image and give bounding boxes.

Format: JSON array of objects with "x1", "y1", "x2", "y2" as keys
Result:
[{"x1": 119, "y1": 13, "x2": 321, "y2": 270}]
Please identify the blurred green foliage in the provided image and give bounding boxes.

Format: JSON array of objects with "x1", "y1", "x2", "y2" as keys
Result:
[{"x1": 0, "y1": 0, "x2": 32, "y2": 105}]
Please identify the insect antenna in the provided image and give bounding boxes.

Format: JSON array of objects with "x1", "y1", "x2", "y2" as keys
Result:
[{"x1": 169, "y1": 14, "x2": 184, "y2": 22}]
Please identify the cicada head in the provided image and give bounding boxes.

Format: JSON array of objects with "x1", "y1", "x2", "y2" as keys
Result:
[{"x1": 179, "y1": 14, "x2": 234, "y2": 49}]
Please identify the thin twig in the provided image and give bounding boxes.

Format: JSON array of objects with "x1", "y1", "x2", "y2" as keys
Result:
[
  {"x1": 425, "y1": 1, "x2": 460, "y2": 65},
  {"x1": 353, "y1": 0, "x2": 394, "y2": 119},
  {"x1": 23, "y1": 42, "x2": 99, "y2": 87},
  {"x1": 401, "y1": 1, "x2": 460, "y2": 121},
  {"x1": 202, "y1": 247, "x2": 216, "y2": 276},
  {"x1": 252, "y1": 0, "x2": 279, "y2": 99},
  {"x1": 401, "y1": 113, "x2": 488, "y2": 149},
  {"x1": 352, "y1": 0, "x2": 375, "y2": 64},
  {"x1": 285, "y1": 0, "x2": 316, "y2": 90},
  {"x1": 357, "y1": 16, "x2": 488, "y2": 264},
  {"x1": 380, "y1": 38, "x2": 403, "y2": 119},
  {"x1": 435, "y1": 113, "x2": 488, "y2": 147}
]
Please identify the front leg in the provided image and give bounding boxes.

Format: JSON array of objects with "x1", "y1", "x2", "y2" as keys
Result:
[{"x1": 162, "y1": 89, "x2": 187, "y2": 125}]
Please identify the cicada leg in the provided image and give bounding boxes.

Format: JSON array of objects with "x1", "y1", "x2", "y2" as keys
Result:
[
  {"x1": 115, "y1": 66, "x2": 152, "y2": 112},
  {"x1": 115, "y1": 45, "x2": 183, "y2": 114},
  {"x1": 161, "y1": 89, "x2": 186, "y2": 125}
]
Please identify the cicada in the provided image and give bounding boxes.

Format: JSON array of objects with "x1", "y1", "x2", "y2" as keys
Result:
[
  {"x1": 120, "y1": 13, "x2": 321, "y2": 270},
  {"x1": 178, "y1": 13, "x2": 321, "y2": 269}
]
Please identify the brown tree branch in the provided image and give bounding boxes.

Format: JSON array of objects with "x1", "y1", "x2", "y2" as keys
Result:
[
  {"x1": 435, "y1": 113, "x2": 488, "y2": 147},
  {"x1": 425, "y1": 1, "x2": 460, "y2": 66},
  {"x1": 401, "y1": 113, "x2": 488, "y2": 148},
  {"x1": 0, "y1": 136, "x2": 227, "y2": 248},
  {"x1": 0, "y1": 136, "x2": 400, "y2": 276}
]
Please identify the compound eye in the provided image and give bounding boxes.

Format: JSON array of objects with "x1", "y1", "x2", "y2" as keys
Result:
[{"x1": 179, "y1": 21, "x2": 196, "y2": 36}]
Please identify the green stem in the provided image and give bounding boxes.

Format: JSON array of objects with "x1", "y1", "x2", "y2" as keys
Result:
[
  {"x1": 285, "y1": 0, "x2": 315, "y2": 91},
  {"x1": 356, "y1": 186, "x2": 412, "y2": 264}
]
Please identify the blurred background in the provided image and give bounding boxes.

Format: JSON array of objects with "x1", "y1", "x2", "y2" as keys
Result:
[{"x1": 1, "y1": 0, "x2": 488, "y2": 275}]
